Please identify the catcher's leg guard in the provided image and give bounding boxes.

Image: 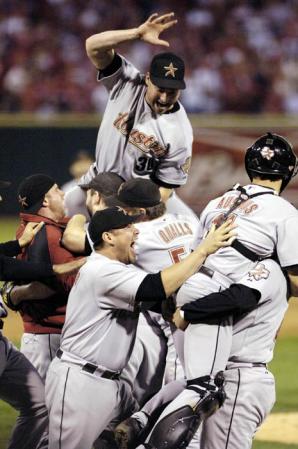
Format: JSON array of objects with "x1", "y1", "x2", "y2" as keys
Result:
[
  {"x1": 147, "y1": 405, "x2": 202, "y2": 449},
  {"x1": 186, "y1": 371, "x2": 226, "y2": 419},
  {"x1": 146, "y1": 372, "x2": 227, "y2": 449}
]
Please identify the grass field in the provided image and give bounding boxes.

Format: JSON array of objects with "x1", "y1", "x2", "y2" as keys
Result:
[{"x1": 1, "y1": 216, "x2": 298, "y2": 449}]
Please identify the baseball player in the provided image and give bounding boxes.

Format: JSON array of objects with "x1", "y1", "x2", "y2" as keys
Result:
[
  {"x1": 105, "y1": 178, "x2": 200, "y2": 406},
  {"x1": 15, "y1": 174, "x2": 83, "y2": 381},
  {"x1": 44, "y1": 207, "x2": 236, "y2": 449},
  {"x1": 134, "y1": 132, "x2": 298, "y2": 448},
  {"x1": 114, "y1": 282, "x2": 261, "y2": 448},
  {"x1": 62, "y1": 172, "x2": 124, "y2": 253},
  {"x1": 0, "y1": 180, "x2": 48, "y2": 449},
  {"x1": 63, "y1": 177, "x2": 199, "y2": 408},
  {"x1": 65, "y1": 12, "x2": 195, "y2": 219},
  {"x1": 178, "y1": 259, "x2": 288, "y2": 449}
]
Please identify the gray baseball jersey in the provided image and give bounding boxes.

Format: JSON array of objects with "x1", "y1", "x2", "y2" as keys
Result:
[
  {"x1": 60, "y1": 252, "x2": 147, "y2": 370},
  {"x1": 194, "y1": 184, "x2": 298, "y2": 281},
  {"x1": 177, "y1": 183, "x2": 298, "y2": 380},
  {"x1": 201, "y1": 259, "x2": 288, "y2": 449},
  {"x1": 134, "y1": 212, "x2": 199, "y2": 272},
  {"x1": 81, "y1": 55, "x2": 193, "y2": 187},
  {"x1": 45, "y1": 253, "x2": 148, "y2": 449}
]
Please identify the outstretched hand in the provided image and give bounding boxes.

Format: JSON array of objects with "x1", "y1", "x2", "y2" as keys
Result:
[
  {"x1": 199, "y1": 219, "x2": 237, "y2": 258},
  {"x1": 137, "y1": 12, "x2": 177, "y2": 47},
  {"x1": 18, "y1": 222, "x2": 45, "y2": 248}
]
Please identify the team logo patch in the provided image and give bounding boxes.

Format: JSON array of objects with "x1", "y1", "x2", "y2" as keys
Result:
[
  {"x1": 18, "y1": 195, "x2": 28, "y2": 207},
  {"x1": 113, "y1": 112, "x2": 168, "y2": 157},
  {"x1": 164, "y1": 62, "x2": 178, "y2": 78},
  {"x1": 116, "y1": 205, "x2": 128, "y2": 215},
  {"x1": 181, "y1": 157, "x2": 191, "y2": 174},
  {"x1": 260, "y1": 146, "x2": 275, "y2": 160},
  {"x1": 247, "y1": 263, "x2": 270, "y2": 281}
]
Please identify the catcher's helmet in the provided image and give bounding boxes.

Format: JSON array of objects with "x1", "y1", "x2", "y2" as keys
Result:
[{"x1": 245, "y1": 132, "x2": 298, "y2": 191}]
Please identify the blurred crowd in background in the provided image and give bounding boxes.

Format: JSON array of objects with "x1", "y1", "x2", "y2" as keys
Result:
[{"x1": 0, "y1": 0, "x2": 297, "y2": 115}]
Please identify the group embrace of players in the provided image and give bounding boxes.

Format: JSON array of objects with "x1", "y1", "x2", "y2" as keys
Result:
[{"x1": 1, "y1": 12, "x2": 298, "y2": 449}]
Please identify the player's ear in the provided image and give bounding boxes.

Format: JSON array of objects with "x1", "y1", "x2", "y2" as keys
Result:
[
  {"x1": 42, "y1": 195, "x2": 49, "y2": 207},
  {"x1": 94, "y1": 191, "x2": 101, "y2": 204},
  {"x1": 102, "y1": 231, "x2": 113, "y2": 245},
  {"x1": 145, "y1": 73, "x2": 150, "y2": 86}
]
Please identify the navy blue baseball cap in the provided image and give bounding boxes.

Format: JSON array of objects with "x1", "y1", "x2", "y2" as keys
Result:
[
  {"x1": 88, "y1": 207, "x2": 140, "y2": 246},
  {"x1": 105, "y1": 178, "x2": 161, "y2": 208},
  {"x1": 80, "y1": 172, "x2": 124, "y2": 195},
  {"x1": 149, "y1": 52, "x2": 186, "y2": 90},
  {"x1": 17, "y1": 174, "x2": 55, "y2": 213}
]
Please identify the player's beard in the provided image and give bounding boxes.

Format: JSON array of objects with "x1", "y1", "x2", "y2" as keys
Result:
[{"x1": 154, "y1": 101, "x2": 173, "y2": 115}]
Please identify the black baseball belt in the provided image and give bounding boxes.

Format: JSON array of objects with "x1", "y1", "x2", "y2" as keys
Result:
[{"x1": 56, "y1": 348, "x2": 120, "y2": 380}]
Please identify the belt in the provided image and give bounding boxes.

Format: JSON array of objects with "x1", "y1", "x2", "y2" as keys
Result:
[
  {"x1": 56, "y1": 348, "x2": 120, "y2": 380},
  {"x1": 226, "y1": 362, "x2": 267, "y2": 370},
  {"x1": 198, "y1": 265, "x2": 214, "y2": 278},
  {"x1": 251, "y1": 363, "x2": 267, "y2": 368}
]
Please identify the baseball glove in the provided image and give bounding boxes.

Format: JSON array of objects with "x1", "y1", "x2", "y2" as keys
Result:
[{"x1": 114, "y1": 417, "x2": 144, "y2": 449}]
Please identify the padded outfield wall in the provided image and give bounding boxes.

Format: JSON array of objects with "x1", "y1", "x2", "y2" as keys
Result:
[{"x1": 0, "y1": 113, "x2": 297, "y2": 215}]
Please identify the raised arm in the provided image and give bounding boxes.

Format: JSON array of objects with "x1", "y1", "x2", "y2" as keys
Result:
[
  {"x1": 62, "y1": 214, "x2": 87, "y2": 253},
  {"x1": 160, "y1": 221, "x2": 236, "y2": 297},
  {"x1": 85, "y1": 12, "x2": 177, "y2": 69}
]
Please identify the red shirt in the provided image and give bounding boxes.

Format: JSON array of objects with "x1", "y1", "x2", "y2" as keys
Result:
[{"x1": 17, "y1": 213, "x2": 82, "y2": 334}]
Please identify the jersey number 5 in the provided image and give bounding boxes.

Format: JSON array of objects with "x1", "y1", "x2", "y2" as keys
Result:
[{"x1": 169, "y1": 246, "x2": 186, "y2": 264}]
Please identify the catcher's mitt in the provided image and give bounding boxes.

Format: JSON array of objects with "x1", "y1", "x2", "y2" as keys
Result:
[
  {"x1": 0, "y1": 281, "x2": 20, "y2": 311},
  {"x1": 114, "y1": 417, "x2": 144, "y2": 449}
]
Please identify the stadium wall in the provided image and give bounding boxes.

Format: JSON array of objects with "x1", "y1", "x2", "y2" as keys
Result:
[{"x1": 0, "y1": 114, "x2": 297, "y2": 215}]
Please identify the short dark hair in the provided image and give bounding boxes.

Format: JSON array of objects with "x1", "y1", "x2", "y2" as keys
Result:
[
  {"x1": 80, "y1": 172, "x2": 124, "y2": 196},
  {"x1": 144, "y1": 201, "x2": 166, "y2": 220}
]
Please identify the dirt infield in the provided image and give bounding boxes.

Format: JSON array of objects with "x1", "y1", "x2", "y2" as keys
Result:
[
  {"x1": 256, "y1": 412, "x2": 298, "y2": 444},
  {"x1": 2, "y1": 310, "x2": 23, "y2": 342}
]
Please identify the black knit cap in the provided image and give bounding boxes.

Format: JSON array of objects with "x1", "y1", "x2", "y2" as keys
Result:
[
  {"x1": 80, "y1": 172, "x2": 124, "y2": 196},
  {"x1": 88, "y1": 207, "x2": 140, "y2": 246},
  {"x1": 149, "y1": 52, "x2": 186, "y2": 90},
  {"x1": 105, "y1": 178, "x2": 161, "y2": 208},
  {"x1": 17, "y1": 174, "x2": 55, "y2": 213}
]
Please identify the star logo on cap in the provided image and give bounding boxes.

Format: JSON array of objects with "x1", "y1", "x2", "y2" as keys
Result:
[
  {"x1": 116, "y1": 206, "x2": 128, "y2": 215},
  {"x1": 164, "y1": 62, "x2": 178, "y2": 78},
  {"x1": 18, "y1": 195, "x2": 28, "y2": 207}
]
